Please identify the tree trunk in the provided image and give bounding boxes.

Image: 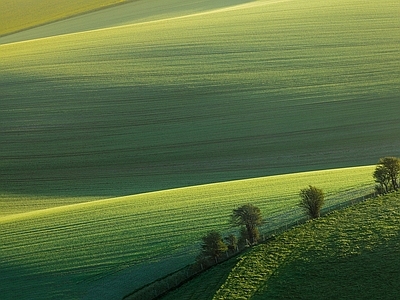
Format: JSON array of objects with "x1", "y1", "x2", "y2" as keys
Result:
[{"x1": 392, "y1": 178, "x2": 398, "y2": 190}]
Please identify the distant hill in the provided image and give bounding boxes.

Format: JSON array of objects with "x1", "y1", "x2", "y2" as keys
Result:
[
  {"x1": 1, "y1": 0, "x2": 399, "y2": 298},
  {"x1": 1, "y1": 0, "x2": 399, "y2": 196},
  {"x1": 0, "y1": 0, "x2": 128, "y2": 37},
  {"x1": 0, "y1": 0, "x2": 254, "y2": 45}
]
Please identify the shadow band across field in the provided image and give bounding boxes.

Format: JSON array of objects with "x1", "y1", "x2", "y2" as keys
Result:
[
  {"x1": 1, "y1": 70, "x2": 399, "y2": 197},
  {"x1": 1, "y1": 0, "x2": 400, "y2": 197},
  {"x1": 1, "y1": 0, "x2": 400, "y2": 299},
  {"x1": 254, "y1": 235, "x2": 400, "y2": 300}
]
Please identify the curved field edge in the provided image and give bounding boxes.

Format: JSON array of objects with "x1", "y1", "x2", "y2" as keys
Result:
[
  {"x1": 0, "y1": 0, "x2": 129, "y2": 37},
  {"x1": 0, "y1": 0, "x2": 256, "y2": 45},
  {"x1": 0, "y1": 166, "x2": 374, "y2": 299},
  {"x1": 0, "y1": 165, "x2": 373, "y2": 219},
  {"x1": 213, "y1": 192, "x2": 400, "y2": 300},
  {"x1": 0, "y1": 194, "x2": 104, "y2": 217}
]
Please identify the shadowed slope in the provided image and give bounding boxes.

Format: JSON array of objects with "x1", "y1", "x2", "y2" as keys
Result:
[{"x1": 1, "y1": 0, "x2": 399, "y2": 196}]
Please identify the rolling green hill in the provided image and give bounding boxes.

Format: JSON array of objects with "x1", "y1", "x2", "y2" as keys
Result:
[
  {"x1": 1, "y1": 0, "x2": 399, "y2": 197},
  {"x1": 0, "y1": 0, "x2": 129, "y2": 37},
  {"x1": 0, "y1": 166, "x2": 374, "y2": 299},
  {"x1": 1, "y1": 0, "x2": 399, "y2": 299},
  {"x1": 0, "y1": 0, "x2": 255, "y2": 44}
]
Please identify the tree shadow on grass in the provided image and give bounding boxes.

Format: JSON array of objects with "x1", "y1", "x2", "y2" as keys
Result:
[
  {"x1": 253, "y1": 233, "x2": 400, "y2": 300},
  {"x1": 160, "y1": 257, "x2": 240, "y2": 300}
]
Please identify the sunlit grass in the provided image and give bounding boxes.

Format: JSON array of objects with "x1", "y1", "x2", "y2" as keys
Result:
[
  {"x1": 0, "y1": 166, "x2": 374, "y2": 299},
  {"x1": 0, "y1": 0, "x2": 127, "y2": 36},
  {"x1": 0, "y1": 0, "x2": 399, "y2": 299}
]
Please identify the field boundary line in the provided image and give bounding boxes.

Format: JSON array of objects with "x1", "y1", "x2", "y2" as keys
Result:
[
  {"x1": 122, "y1": 190, "x2": 377, "y2": 300},
  {"x1": 0, "y1": 0, "x2": 292, "y2": 48}
]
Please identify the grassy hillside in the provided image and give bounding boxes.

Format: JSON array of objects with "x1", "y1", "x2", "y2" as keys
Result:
[
  {"x1": 165, "y1": 192, "x2": 400, "y2": 300},
  {"x1": 1, "y1": 0, "x2": 399, "y2": 298},
  {"x1": 0, "y1": 0, "x2": 254, "y2": 45},
  {"x1": 0, "y1": 0, "x2": 129, "y2": 37},
  {"x1": 1, "y1": 0, "x2": 399, "y2": 197},
  {"x1": 0, "y1": 166, "x2": 374, "y2": 300},
  {"x1": 0, "y1": 193, "x2": 102, "y2": 217},
  {"x1": 160, "y1": 257, "x2": 240, "y2": 300}
]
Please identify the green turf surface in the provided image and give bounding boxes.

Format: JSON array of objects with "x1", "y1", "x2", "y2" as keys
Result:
[
  {"x1": 0, "y1": 0, "x2": 254, "y2": 45},
  {"x1": 160, "y1": 257, "x2": 241, "y2": 300},
  {"x1": 213, "y1": 192, "x2": 400, "y2": 299},
  {"x1": 0, "y1": 166, "x2": 374, "y2": 299},
  {"x1": 1, "y1": 0, "x2": 399, "y2": 197},
  {"x1": 0, "y1": 0, "x2": 129, "y2": 37},
  {"x1": 0, "y1": 193, "x2": 101, "y2": 217},
  {"x1": 1, "y1": 0, "x2": 399, "y2": 298}
]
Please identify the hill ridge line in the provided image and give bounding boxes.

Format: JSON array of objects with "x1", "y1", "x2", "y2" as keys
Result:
[
  {"x1": 0, "y1": 165, "x2": 372, "y2": 224},
  {"x1": 0, "y1": 0, "x2": 291, "y2": 47}
]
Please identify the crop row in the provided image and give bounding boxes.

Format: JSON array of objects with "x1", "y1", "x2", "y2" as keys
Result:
[
  {"x1": 0, "y1": 0, "x2": 128, "y2": 37},
  {"x1": 1, "y1": 0, "x2": 399, "y2": 196}
]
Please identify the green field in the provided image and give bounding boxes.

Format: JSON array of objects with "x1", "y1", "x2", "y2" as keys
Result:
[
  {"x1": 160, "y1": 256, "x2": 240, "y2": 300},
  {"x1": 1, "y1": 0, "x2": 399, "y2": 299},
  {"x1": 1, "y1": 0, "x2": 399, "y2": 197},
  {"x1": 0, "y1": 167, "x2": 374, "y2": 299},
  {"x1": 0, "y1": 0, "x2": 255, "y2": 45},
  {"x1": 0, "y1": 0, "x2": 128, "y2": 37},
  {"x1": 210, "y1": 192, "x2": 400, "y2": 300}
]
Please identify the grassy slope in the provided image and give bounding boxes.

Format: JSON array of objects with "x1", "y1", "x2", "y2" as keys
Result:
[
  {"x1": 0, "y1": 0, "x2": 254, "y2": 45},
  {"x1": 0, "y1": 0, "x2": 129, "y2": 37},
  {"x1": 0, "y1": 193, "x2": 103, "y2": 217},
  {"x1": 1, "y1": 0, "x2": 399, "y2": 197},
  {"x1": 213, "y1": 192, "x2": 400, "y2": 300},
  {"x1": 0, "y1": 0, "x2": 399, "y2": 298},
  {"x1": 0, "y1": 166, "x2": 374, "y2": 300},
  {"x1": 161, "y1": 257, "x2": 241, "y2": 300}
]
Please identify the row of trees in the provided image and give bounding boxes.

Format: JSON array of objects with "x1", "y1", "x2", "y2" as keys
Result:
[
  {"x1": 131, "y1": 157, "x2": 397, "y2": 299},
  {"x1": 197, "y1": 204, "x2": 263, "y2": 264},
  {"x1": 198, "y1": 186, "x2": 325, "y2": 263},
  {"x1": 197, "y1": 156, "x2": 400, "y2": 263}
]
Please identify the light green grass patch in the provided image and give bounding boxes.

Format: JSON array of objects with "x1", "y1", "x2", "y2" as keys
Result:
[
  {"x1": 0, "y1": 193, "x2": 102, "y2": 217},
  {"x1": 0, "y1": 0, "x2": 128, "y2": 37},
  {"x1": 0, "y1": 166, "x2": 374, "y2": 299},
  {"x1": 0, "y1": 0, "x2": 255, "y2": 45}
]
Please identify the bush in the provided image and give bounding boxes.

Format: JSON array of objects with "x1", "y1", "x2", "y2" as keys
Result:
[
  {"x1": 231, "y1": 204, "x2": 263, "y2": 245},
  {"x1": 373, "y1": 157, "x2": 400, "y2": 194},
  {"x1": 299, "y1": 185, "x2": 325, "y2": 219},
  {"x1": 198, "y1": 231, "x2": 228, "y2": 263}
]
